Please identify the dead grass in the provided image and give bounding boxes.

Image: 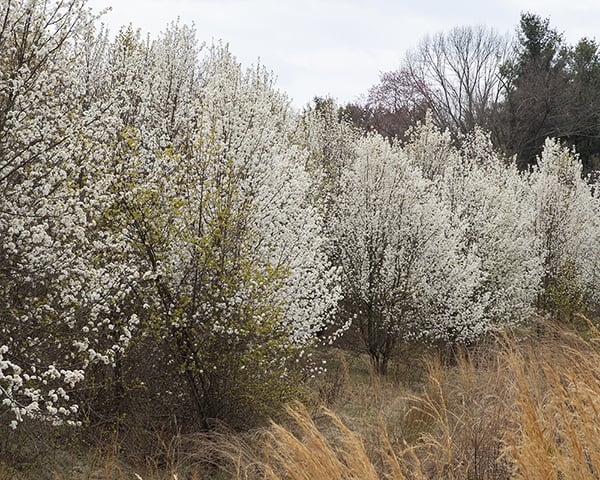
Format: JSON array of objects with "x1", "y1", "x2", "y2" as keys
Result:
[
  {"x1": 246, "y1": 323, "x2": 600, "y2": 480},
  {"x1": 11, "y1": 322, "x2": 600, "y2": 479},
  {"x1": 255, "y1": 348, "x2": 512, "y2": 480},
  {"x1": 503, "y1": 324, "x2": 600, "y2": 479}
]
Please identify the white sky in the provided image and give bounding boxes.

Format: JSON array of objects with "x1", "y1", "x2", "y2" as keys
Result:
[{"x1": 86, "y1": 0, "x2": 600, "y2": 109}]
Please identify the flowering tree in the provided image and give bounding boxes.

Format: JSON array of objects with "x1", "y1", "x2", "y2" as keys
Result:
[
  {"x1": 95, "y1": 32, "x2": 341, "y2": 426},
  {"x1": 330, "y1": 134, "x2": 479, "y2": 373},
  {"x1": 330, "y1": 121, "x2": 548, "y2": 373},
  {"x1": 0, "y1": 4, "x2": 340, "y2": 430},
  {"x1": 437, "y1": 129, "x2": 543, "y2": 336},
  {"x1": 0, "y1": 0, "x2": 140, "y2": 429},
  {"x1": 529, "y1": 140, "x2": 600, "y2": 322}
]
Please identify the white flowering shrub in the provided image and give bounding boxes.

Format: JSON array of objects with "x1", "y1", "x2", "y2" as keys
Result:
[
  {"x1": 529, "y1": 139, "x2": 600, "y2": 321},
  {"x1": 327, "y1": 122, "x2": 551, "y2": 372},
  {"x1": 435, "y1": 129, "x2": 544, "y2": 338},
  {"x1": 0, "y1": 0, "x2": 140, "y2": 429},
  {"x1": 0, "y1": 4, "x2": 340, "y2": 430},
  {"x1": 90, "y1": 32, "x2": 341, "y2": 426},
  {"x1": 329, "y1": 133, "x2": 480, "y2": 373}
]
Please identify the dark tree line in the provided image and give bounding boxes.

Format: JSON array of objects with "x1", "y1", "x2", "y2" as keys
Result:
[{"x1": 342, "y1": 13, "x2": 600, "y2": 174}]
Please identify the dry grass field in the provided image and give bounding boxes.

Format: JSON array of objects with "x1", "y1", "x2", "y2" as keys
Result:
[{"x1": 4, "y1": 321, "x2": 600, "y2": 479}]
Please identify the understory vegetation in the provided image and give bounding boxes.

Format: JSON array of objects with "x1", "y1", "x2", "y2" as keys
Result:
[
  {"x1": 5, "y1": 324, "x2": 600, "y2": 479},
  {"x1": 1, "y1": 1, "x2": 599, "y2": 478}
]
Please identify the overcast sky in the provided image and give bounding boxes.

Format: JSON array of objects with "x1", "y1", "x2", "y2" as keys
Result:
[{"x1": 86, "y1": 0, "x2": 600, "y2": 109}]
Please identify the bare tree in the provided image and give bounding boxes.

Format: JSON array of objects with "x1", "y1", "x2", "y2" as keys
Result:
[
  {"x1": 405, "y1": 25, "x2": 512, "y2": 137},
  {"x1": 364, "y1": 68, "x2": 428, "y2": 139}
]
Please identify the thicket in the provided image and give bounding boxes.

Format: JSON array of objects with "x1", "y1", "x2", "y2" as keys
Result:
[{"x1": 0, "y1": 1, "x2": 599, "y2": 477}]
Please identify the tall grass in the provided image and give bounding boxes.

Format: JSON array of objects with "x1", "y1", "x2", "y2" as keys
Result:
[
  {"x1": 504, "y1": 326, "x2": 600, "y2": 479},
  {"x1": 258, "y1": 351, "x2": 512, "y2": 480},
  {"x1": 20, "y1": 323, "x2": 600, "y2": 479},
  {"x1": 254, "y1": 325, "x2": 600, "y2": 480}
]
